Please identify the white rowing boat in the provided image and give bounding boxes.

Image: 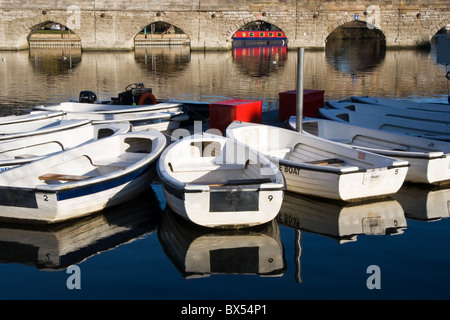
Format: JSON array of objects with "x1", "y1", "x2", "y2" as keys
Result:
[
  {"x1": 327, "y1": 100, "x2": 450, "y2": 123},
  {"x1": 318, "y1": 107, "x2": 450, "y2": 141},
  {"x1": 157, "y1": 133, "x2": 285, "y2": 228},
  {"x1": 288, "y1": 117, "x2": 450, "y2": 185},
  {"x1": 0, "y1": 122, "x2": 131, "y2": 170},
  {"x1": 0, "y1": 110, "x2": 64, "y2": 125},
  {"x1": 34, "y1": 102, "x2": 185, "y2": 132},
  {"x1": 227, "y1": 121, "x2": 409, "y2": 202},
  {"x1": 0, "y1": 130, "x2": 166, "y2": 224},
  {"x1": 351, "y1": 96, "x2": 450, "y2": 113},
  {"x1": 0, "y1": 119, "x2": 91, "y2": 142},
  {"x1": 34, "y1": 101, "x2": 183, "y2": 115}
]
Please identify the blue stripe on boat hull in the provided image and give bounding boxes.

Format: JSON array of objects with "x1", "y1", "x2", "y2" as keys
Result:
[{"x1": 56, "y1": 165, "x2": 154, "y2": 201}]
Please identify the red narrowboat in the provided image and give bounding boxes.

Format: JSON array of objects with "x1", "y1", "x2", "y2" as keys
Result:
[{"x1": 233, "y1": 30, "x2": 287, "y2": 41}]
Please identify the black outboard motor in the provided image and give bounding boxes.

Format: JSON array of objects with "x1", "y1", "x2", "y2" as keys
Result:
[
  {"x1": 79, "y1": 91, "x2": 97, "y2": 103},
  {"x1": 116, "y1": 83, "x2": 154, "y2": 105}
]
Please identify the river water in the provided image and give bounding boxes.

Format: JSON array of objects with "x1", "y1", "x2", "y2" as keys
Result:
[{"x1": 0, "y1": 39, "x2": 449, "y2": 303}]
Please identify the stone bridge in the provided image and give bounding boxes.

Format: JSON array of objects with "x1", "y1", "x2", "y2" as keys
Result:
[{"x1": 0, "y1": 0, "x2": 448, "y2": 50}]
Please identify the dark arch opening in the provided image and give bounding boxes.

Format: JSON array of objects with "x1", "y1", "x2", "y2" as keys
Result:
[
  {"x1": 325, "y1": 21, "x2": 386, "y2": 74},
  {"x1": 28, "y1": 21, "x2": 81, "y2": 48},
  {"x1": 134, "y1": 22, "x2": 189, "y2": 47},
  {"x1": 431, "y1": 24, "x2": 450, "y2": 66}
]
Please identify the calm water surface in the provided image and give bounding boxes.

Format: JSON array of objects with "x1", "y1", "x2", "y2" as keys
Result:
[{"x1": 0, "y1": 40, "x2": 449, "y2": 302}]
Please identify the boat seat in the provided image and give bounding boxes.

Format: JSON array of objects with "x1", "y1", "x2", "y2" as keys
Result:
[
  {"x1": 171, "y1": 162, "x2": 246, "y2": 172},
  {"x1": 304, "y1": 158, "x2": 345, "y2": 166},
  {"x1": 189, "y1": 178, "x2": 273, "y2": 187},
  {"x1": 14, "y1": 154, "x2": 37, "y2": 159},
  {"x1": 39, "y1": 173, "x2": 92, "y2": 182}
]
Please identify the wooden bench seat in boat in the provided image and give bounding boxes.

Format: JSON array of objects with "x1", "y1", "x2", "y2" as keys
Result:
[
  {"x1": 170, "y1": 162, "x2": 246, "y2": 172},
  {"x1": 304, "y1": 158, "x2": 345, "y2": 166},
  {"x1": 14, "y1": 154, "x2": 37, "y2": 159},
  {"x1": 187, "y1": 177, "x2": 273, "y2": 187},
  {"x1": 38, "y1": 173, "x2": 92, "y2": 182}
]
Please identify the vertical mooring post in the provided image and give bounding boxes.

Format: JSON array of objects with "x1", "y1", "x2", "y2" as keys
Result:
[{"x1": 296, "y1": 47, "x2": 305, "y2": 133}]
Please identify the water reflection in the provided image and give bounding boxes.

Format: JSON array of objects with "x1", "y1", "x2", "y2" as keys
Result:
[
  {"x1": 325, "y1": 38, "x2": 386, "y2": 74},
  {"x1": 29, "y1": 47, "x2": 82, "y2": 75},
  {"x1": 0, "y1": 187, "x2": 162, "y2": 270},
  {"x1": 392, "y1": 184, "x2": 450, "y2": 221},
  {"x1": 158, "y1": 208, "x2": 286, "y2": 279},
  {"x1": 232, "y1": 44, "x2": 287, "y2": 78},
  {"x1": 277, "y1": 192, "x2": 407, "y2": 244},
  {"x1": 134, "y1": 47, "x2": 190, "y2": 76},
  {"x1": 1, "y1": 44, "x2": 448, "y2": 114}
]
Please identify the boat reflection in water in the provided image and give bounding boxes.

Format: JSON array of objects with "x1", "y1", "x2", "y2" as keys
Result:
[
  {"x1": 392, "y1": 184, "x2": 450, "y2": 221},
  {"x1": 232, "y1": 44, "x2": 287, "y2": 78},
  {"x1": 0, "y1": 187, "x2": 162, "y2": 270},
  {"x1": 158, "y1": 208, "x2": 286, "y2": 279},
  {"x1": 278, "y1": 192, "x2": 407, "y2": 244}
]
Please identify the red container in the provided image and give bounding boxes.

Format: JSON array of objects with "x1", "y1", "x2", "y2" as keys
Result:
[
  {"x1": 278, "y1": 89, "x2": 325, "y2": 120},
  {"x1": 209, "y1": 99, "x2": 262, "y2": 135}
]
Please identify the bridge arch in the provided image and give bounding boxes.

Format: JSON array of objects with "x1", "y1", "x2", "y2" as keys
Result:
[
  {"x1": 127, "y1": 17, "x2": 193, "y2": 49},
  {"x1": 326, "y1": 20, "x2": 386, "y2": 43},
  {"x1": 227, "y1": 18, "x2": 290, "y2": 45},
  {"x1": 9, "y1": 13, "x2": 83, "y2": 50},
  {"x1": 430, "y1": 18, "x2": 450, "y2": 38},
  {"x1": 28, "y1": 21, "x2": 81, "y2": 47}
]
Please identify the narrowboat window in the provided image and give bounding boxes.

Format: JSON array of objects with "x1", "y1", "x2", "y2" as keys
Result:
[
  {"x1": 277, "y1": 32, "x2": 282, "y2": 37},
  {"x1": 249, "y1": 32, "x2": 254, "y2": 37},
  {"x1": 269, "y1": 33, "x2": 273, "y2": 37},
  {"x1": 242, "y1": 32, "x2": 246, "y2": 37},
  {"x1": 260, "y1": 32, "x2": 264, "y2": 37}
]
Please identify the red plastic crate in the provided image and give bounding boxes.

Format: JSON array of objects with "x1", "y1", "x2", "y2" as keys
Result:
[
  {"x1": 209, "y1": 99, "x2": 262, "y2": 135},
  {"x1": 278, "y1": 89, "x2": 325, "y2": 120}
]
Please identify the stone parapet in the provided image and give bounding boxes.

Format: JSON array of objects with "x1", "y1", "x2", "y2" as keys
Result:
[{"x1": 0, "y1": 1, "x2": 448, "y2": 50}]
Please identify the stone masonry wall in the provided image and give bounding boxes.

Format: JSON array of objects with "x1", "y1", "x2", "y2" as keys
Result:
[{"x1": 0, "y1": 0, "x2": 448, "y2": 50}]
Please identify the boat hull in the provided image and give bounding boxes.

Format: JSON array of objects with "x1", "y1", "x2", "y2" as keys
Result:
[
  {"x1": 277, "y1": 160, "x2": 408, "y2": 202},
  {"x1": 161, "y1": 183, "x2": 284, "y2": 229},
  {"x1": 0, "y1": 165, "x2": 156, "y2": 224},
  {"x1": 296, "y1": 117, "x2": 450, "y2": 185},
  {"x1": 0, "y1": 130, "x2": 166, "y2": 224},
  {"x1": 401, "y1": 155, "x2": 450, "y2": 185}
]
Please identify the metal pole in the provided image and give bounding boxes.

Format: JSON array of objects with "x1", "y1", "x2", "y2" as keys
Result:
[{"x1": 296, "y1": 47, "x2": 304, "y2": 133}]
